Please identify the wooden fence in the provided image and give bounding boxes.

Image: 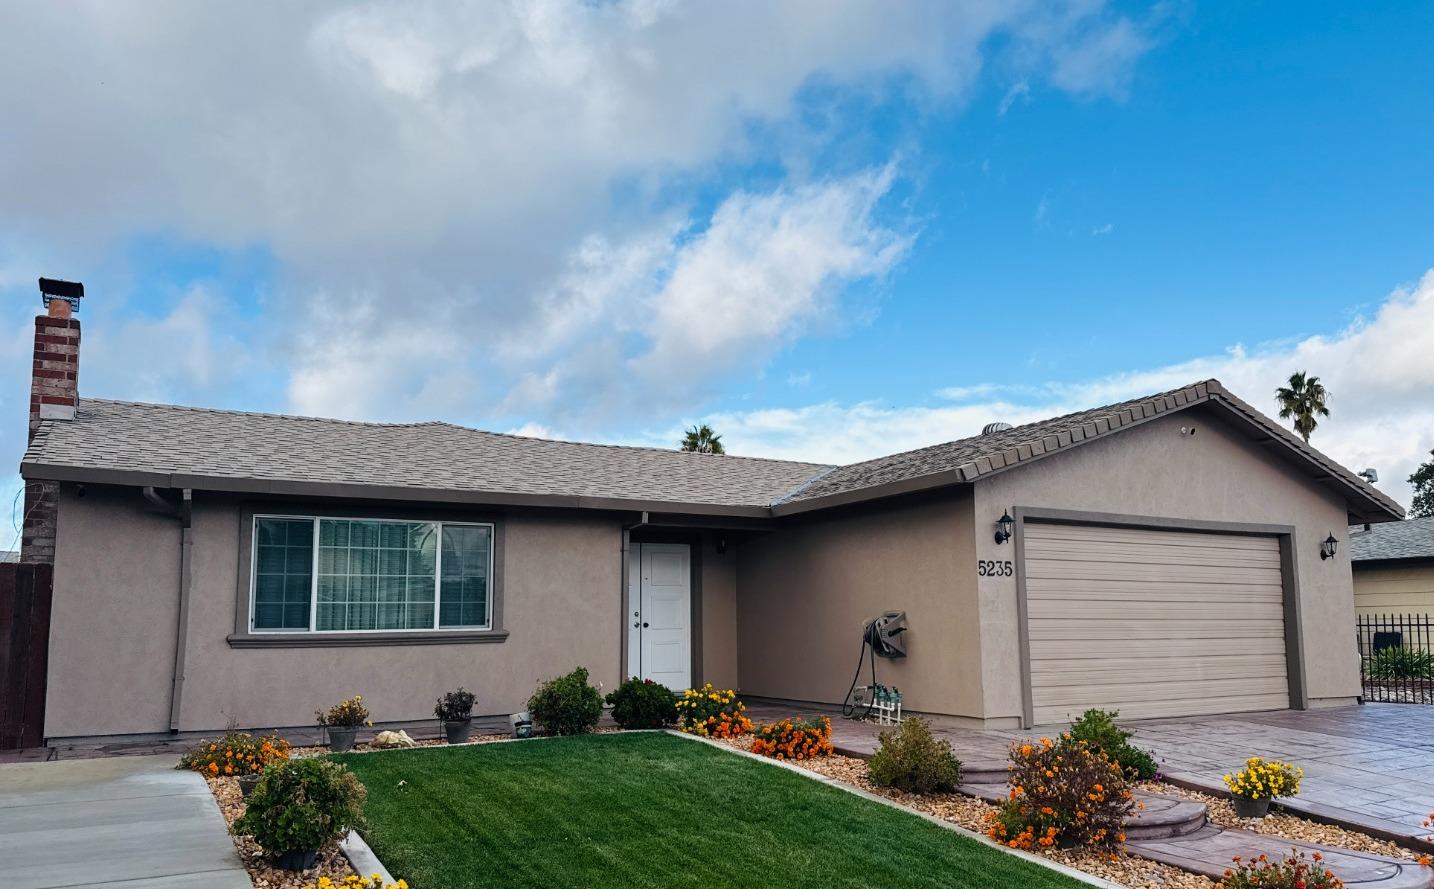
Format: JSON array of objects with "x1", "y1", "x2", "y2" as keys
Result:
[{"x1": 0, "y1": 563, "x2": 53, "y2": 749}]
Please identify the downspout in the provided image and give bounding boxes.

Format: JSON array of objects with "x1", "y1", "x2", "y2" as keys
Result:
[
  {"x1": 620, "y1": 511, "x2": 649, "y2": 681},
  {"x1": 144, "y1": 486, "x2": 193, "y2": 734}
]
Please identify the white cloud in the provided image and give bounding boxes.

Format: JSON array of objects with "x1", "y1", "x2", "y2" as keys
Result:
[
  {"x1": 0, "y1": 1, "x2": 1159, "y2": 432},
  {"x1": 998, "y1": 81, "x2": 1031, "y2": 116},
  {"x1": 686, "y1": 271, "x2": 1434, "y2": 510},
  {"x1": 1091, "y1": 222, "x2": 1115, "y2": 236}
]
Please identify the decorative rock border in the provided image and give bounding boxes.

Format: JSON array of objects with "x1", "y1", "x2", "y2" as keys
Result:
[{"x1": 340, "y1": 830, "x2": 397, "y2": 884}]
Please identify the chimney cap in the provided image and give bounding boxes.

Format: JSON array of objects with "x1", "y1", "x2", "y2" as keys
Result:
[{"x1": 38, "y1": 277, "x2": 84, "y2": 312}]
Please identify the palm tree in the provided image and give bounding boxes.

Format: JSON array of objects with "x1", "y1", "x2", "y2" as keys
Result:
[
  {"x1": 1275, "y1": 371, "x2": 1330, "y2": 444},
  {"x1": 680, "y1": 424, "x2": 725, "y2": 454}
]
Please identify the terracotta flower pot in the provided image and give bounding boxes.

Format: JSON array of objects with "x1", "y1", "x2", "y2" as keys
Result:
[
  {"x1": 444, "y1": 719, "x2": 473, "y2": 744},
  {"x1": 327, "y1": 726, "x2": 359, "y2": 753},
  {"x1": 1233, "y1": 796, "x2": 1271, "y2": 819},
  {"x1": 273, "y1": 847, "x2": 319, "y2": 871}
]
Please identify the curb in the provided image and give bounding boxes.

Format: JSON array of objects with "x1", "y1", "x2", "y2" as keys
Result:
[
  {"x1": 340, "y1": 830, "x2": 397, "y2": 884},
  {"x1": 665, "y1": 731, "x2": 1128, "y2": 889}
]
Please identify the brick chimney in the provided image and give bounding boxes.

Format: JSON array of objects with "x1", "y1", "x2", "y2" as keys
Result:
[{"x1": 22, "y1": 277, "x2": 83, "y2": 564}]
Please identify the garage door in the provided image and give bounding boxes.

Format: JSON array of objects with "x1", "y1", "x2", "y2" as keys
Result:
[{"x1": 1024, "y1": 522, "x2": 1290, "y2": 725}]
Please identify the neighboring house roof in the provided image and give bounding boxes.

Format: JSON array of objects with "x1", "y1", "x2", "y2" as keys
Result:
[
  {"x1": 1351, "y1": 516, "x2": 1434, "y2": 563},
  {"x1": 20, "y1": 379, "x2": 1404, "y2": 523}
]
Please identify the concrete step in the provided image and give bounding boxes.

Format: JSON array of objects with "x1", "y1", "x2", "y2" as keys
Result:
[{"x1": 1128, "y1": 825, "x2": 1434, "y2": 888}]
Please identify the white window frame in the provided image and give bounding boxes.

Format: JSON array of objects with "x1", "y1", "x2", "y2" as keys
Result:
[{"x1": 248, "y1": 514, "x2": 495, "y2": 635}]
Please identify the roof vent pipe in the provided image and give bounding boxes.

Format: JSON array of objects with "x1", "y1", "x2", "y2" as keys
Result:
[{"x1": 982, "y1": 422, "x2": 1013, "y2": 434}]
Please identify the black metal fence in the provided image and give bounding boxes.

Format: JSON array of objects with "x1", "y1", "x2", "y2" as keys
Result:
[{"x1": 1357, "y1": 613, "x2": 1434, "y2": 704}]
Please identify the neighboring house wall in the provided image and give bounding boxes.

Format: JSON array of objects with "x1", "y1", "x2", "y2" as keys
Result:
[
  {"x1": 45, "y1": 486, "x2": 628, "y2": 738},
  {"x1": 973, "y1": 407, "x2": 1359, "y2": 722},
  {"x1": 734, "y1": 490, "x2": 980, "y2": 720},
  {"x1": 1353, "y1": 562, "x2": 1434, "y2": 617}
]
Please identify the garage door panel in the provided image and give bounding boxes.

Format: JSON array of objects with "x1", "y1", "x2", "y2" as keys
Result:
[
  {"x1": 1030, "y1": 653, "x2": 1288, "y2": 687},
  {"x1": 1024, "y1": 578, "x2": 1284, "y2": 603},
  {"x1": 1026, "y1": 560, "x2": 1283, "y2": 585},
  {"x1": 1033, "y1": 692, "x2": 1292, "y2": 726},
  {"x1": 1024, "y1": 524, "x2": 1276, "y2": 551},
  {"x1": 1032, "y1": 676, "x2": 1289, "y2": 708},
  {"x1": 1028, "y1": 619, "x2": 1285, "y2": 642},
  {"x1": 1030, "y1": 637, "x2": 1286, "y2": 660},
  {"x1": 1021, "y1": 541, "x2": 1282, "y2": 568},
  {"x1": 1025, "y1": 522, "x2": 1289, "y2": 723},
  {"x1": 1028, "y1": 599, "x2": 1286, "y2": 622}
]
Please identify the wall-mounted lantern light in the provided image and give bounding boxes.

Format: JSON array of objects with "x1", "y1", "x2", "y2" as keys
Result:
[
  {"x1": 1320, "y1": 533, "x2": 1339, "y2": 561},
  {"x1": 995, "y1": 510, "x2": 1015, "y2": 545}
]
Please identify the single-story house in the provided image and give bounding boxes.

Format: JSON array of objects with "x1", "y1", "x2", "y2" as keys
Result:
[
  {"x1": 1351, "y1": 517, "x2": 1434, "y2": 617},
  {"x1": 15, "y1": 295, "x2": 1405, "y2": 743}
]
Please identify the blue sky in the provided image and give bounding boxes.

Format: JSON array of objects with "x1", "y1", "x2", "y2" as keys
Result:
[{"x1": 2, "y1": 0, "x2": 1433, "y2": 539}]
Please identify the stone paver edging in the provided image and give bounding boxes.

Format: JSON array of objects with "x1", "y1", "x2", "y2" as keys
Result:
[
  {"x1": 340, "y1": 830, "x2": 398, "y2": 884},
  {"x1": 666, "y1": 731, "x2": 1127, "y2": 889}
]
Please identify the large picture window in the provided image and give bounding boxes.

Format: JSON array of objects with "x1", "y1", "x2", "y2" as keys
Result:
[{"x1": 251, "y1": 516, "x2": 492, "y2": 633}]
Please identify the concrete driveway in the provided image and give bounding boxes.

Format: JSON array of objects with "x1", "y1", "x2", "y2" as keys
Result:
[
  {"x1": 0, "y1": 754, "x2": 250, "y2": 889},
  {"x1": 1131, "y1": 704, "x2": 1434, "y2": 840}
]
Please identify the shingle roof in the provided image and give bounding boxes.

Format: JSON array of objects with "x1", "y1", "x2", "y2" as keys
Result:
[
  {"x1": 772, "y1": 379, "x2": 1404, "y2": 522},
  {"x1": 1351, "y1": 516, "x2": 1434, "y2": 562},
  {"x1": 20, "y1": 399, "x2": 831, "y2": 515},
  {"x1": 19, "y1": 379, "x2": 1404, "y2": 522}
]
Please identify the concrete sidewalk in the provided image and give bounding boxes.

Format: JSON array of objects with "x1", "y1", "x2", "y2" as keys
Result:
[{"x1": 0, "y1": 754, "x2": 250, "y2": 889}]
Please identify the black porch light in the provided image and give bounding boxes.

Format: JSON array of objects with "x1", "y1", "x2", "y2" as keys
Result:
[
  {"x1": 994, "y1": 510, "x2": 1015, "y2": 545},
  {"x1": 1320, "y1": 533, "x2": 1339, "y2": 561}
]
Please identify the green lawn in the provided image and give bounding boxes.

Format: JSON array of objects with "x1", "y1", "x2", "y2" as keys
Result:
[{"x1": 332, "y1": 732, "x2": 1087, "y2": 889}]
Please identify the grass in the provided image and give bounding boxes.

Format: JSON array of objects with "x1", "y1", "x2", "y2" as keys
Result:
[{"x1": 333, "y1": 732, "x2": 1088, "y2": 889}]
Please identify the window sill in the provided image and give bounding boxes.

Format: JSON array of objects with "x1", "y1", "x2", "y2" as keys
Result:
[{"x1": 226, "y1": 629, "x2": 509, "y2": 649}]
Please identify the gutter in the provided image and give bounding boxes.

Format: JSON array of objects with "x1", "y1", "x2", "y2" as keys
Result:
[{"x1": 144, "y1": 486, "x2": 193, "y2": 734}]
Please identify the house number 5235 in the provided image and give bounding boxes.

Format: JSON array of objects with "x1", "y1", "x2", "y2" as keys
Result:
[{"x1": 977, "y1": 560, "x2": 1013, "y2": 577}]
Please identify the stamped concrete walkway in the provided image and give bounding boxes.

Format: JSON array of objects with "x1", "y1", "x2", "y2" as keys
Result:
[{"x1": 0, "y1": 754, "x2": 250, "y2": 889}]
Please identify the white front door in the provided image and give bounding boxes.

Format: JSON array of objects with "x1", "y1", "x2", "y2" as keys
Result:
[{"x1": 627, "y1": 543, "x2": 692, "y2": 690}]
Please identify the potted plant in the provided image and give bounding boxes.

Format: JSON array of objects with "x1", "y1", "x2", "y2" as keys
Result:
[
  {"x1": 316, "y1": 695, "x2": 371, "y2": 753},
  {"x1": 435, "y1": 687, "x2": 477, "y2": 743},
  {"x1": 1223, "y1": 756, "x2": 1302, "y2": 818},
  {"x1": 233, "y1": 758, "x2": 365, "y2": 870}
]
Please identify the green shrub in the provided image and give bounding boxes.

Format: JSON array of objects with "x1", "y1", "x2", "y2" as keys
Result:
[
  {"x1": 528, "y1": 667, "x2": 604, "y2": 735},
  {"x1": 233, "y1": 758, "x2": 365, "y2": 856},
  {"x1": 866, "y1": 717, "x2": 962, "y2": 794},
  {"x1": 1067, "y1": 708, "x2": 1158, "y2": 780},
  {"x1": 1368, "y1": 646, "x2": 1434, "y2": 679},
  {"x1": 434, "y1": 687, "x2": 477, "y2": 722},
  {"x1": 605, "y1": 677, "x2": 677, "y2": 729}
]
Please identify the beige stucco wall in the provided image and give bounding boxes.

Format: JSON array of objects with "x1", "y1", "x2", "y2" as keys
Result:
[
  {"x1": 46, "y1": 488, "x2": 626, "y2": 737},
  {"x1": 698, "y1": 532, "x2": 740, "y2": 689},
  {"x1": 734, "y1": 491, "x2": 981, "y2": 719},
  {"x1": 1353, "y1": 563, "x2": 1434, "y2": 617},
  {"x1": 46, "y1": 485, "x2": 182, "y2": 737},
  {"x1": 973, "y1": 406, "x2": 1360, "y2": 723}
]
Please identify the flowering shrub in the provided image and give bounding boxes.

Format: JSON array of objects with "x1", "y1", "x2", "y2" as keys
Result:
[
  {"x1": 316, "y1": 695, "x2": 372, "y2": 728},
  {"x1": 675, "y1": 683, "x2": 751, "y2": 738},
  {"x1": 985, "y1": 735, "x2": 1133, "y2": 850},
  {"x1": 867, "y1": 717, "x2": 962, "y2": 794},
  {"x1": 752, "y1": 716, "x2": 833, "y2": 760},
  {"x1": 179, "y1": 732, "x2": 290, "y2": 777},
  {"x1": 306, "y1": 876, "x2": 410, "y2": 889},
  {"x1": 1219, "y1": 850, "x2": 1342, "y2": 888},
  {"x1": 605, "y1": 677, "x2": 677, "y2": 729},
  {"x1": 234, "y1": 758, "x2": 366, "y2": 857},
  {"x1": 1223, "y1": 757, "x2": 1302, "y2": 801}
]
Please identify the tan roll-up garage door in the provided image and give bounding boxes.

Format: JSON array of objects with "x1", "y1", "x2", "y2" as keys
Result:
[{"x1": 1024, "y1": 522, "x2": 1290, "y2": 725}]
